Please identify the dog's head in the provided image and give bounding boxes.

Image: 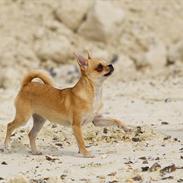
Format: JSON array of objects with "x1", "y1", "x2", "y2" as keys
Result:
[{"x1": 74, "y1": 53, "x2": 114, "y2": 84}]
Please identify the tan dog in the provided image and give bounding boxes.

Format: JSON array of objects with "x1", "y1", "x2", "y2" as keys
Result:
[{"x1": 4, "y1": 53, "x2": 128, "y2": 157}]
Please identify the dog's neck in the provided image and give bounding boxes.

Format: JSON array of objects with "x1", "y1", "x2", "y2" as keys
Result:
[{"x1": 73, "y1": 75, "x2": 103, "y2": 101}]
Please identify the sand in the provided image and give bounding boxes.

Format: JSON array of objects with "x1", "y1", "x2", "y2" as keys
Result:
[{"x1": 0, "y1": 75, "x2": 183, "y2": 183}]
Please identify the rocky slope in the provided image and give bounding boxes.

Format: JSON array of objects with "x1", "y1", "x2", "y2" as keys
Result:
[{"x1": 0, "y1": 0, "x2": 183, "y2": 87}]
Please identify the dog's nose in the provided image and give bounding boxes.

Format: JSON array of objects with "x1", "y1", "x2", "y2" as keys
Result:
[{"x1": 108, "y1": 64, "x2": 114, "y2": 72}]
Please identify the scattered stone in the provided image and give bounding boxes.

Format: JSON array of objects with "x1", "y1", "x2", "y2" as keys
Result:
[
  {"x1": 142, "y1": 160, "x2": 148, "y2": 164},
  {"x1": 45, "y1": 155, "x2": 58, "y2": 162},
  {"x1": 164, "y1": 98, "x2": 171, "y2": 103},
  {"x1": 163, "y1": 136, "x2": 171, "y2": 140},
  {"x1": 149, "y1": 162, "x2": 161, "y2": 172},
  {"x1": 132, "y1": 175, "x2": 142, "y2": 181},
  {"x1": 108, "y1": 172, "x2": 117, "y2": 176},
  {"x1": 60, "y1": 174, "x2": 67, "y2": 180},
  {"x1": 96, "y1": 175, "x2": 105, "y2": 179},
  {"x1": 136, "y1": 126, "x2": 143, "y2": 134},
  {"x1": 160, "y1": 164, "x2": 176, "y2": 175},
  {"x1": 132, "y1": 137, "x2": 140, "y2": 142},
  {"x1": 103, "y1": 128, "x2": 108, "y2": 134},
  {"x1": 177, "y1": 178, "x2": 183, "y2": 182},
  {"x1": 139, "y1": 156, "x2": 147, "y2": 160},
  {"x1": 1, "y1": 161, "x2": 7, "y2": 165},
  {"x1": 141, "y1": 166, "x2": 149, "y2": 172},
  {"x1": 161, "y1": 176, "x2": 174, "y2": 180},
  {"x1": 51, "y1": 124, "x2": 57, "y2": 128},
  {"x1": 55, "y1": 143, "x2": 63, "y2": 148},
  {"x1": 124, "y1": 161, "x2": 133, "y2": 164},
  {"x1": 161, "y1": 121, "x2": 169, "y2": 125}
]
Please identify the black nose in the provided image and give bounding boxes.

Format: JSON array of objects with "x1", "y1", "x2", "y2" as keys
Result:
[{"x1": 108, "y1": 64, "x2": 114, "y2": 72}]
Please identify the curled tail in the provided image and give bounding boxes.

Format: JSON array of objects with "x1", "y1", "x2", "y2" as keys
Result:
[{"x1": 21, "y1": 71, "x2": 54, "y2": 87}]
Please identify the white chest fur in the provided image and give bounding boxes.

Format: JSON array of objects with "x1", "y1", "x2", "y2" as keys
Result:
[{"x1": 82, "y1": 85, "x2": 103, "y2": 125}]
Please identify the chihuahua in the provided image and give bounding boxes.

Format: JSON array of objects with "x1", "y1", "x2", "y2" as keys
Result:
[{"x1": 4, "y1": 53, "x2": 128, "y2": 157}]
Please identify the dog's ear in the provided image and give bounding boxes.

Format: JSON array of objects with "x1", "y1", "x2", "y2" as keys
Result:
[{"x1": 74, "y1": 53, "x2": 88, "y2": 71}]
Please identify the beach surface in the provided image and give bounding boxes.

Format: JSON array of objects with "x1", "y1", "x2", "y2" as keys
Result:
[{"x1": 0, "y1": 74, "x2": 182, "y2": 183}]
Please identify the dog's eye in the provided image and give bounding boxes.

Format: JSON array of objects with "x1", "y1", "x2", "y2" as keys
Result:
[{"x1": 96, "y1": 64, "x2": 103, "y2": 72}]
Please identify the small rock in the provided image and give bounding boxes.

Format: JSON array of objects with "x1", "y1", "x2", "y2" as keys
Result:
[
  {"x1": 103, "y1": 128, "x2": 108, "y2": 134},
  {"x1": 55, "y1": 143, "x2": 63, "y2": 148},
  {"x1": 142, "y1": 160, "x2": 148, "y2": 164},
  {"x1": 165, "y1": 98, "x2": 171, "y2": 103},
  {"x1": 108, "y1": 172, "x2": 117, "y2": 176},
  {"x1": 141, "y1": 166, "x2": 149, "y2": 172},
  {"x1": 132, "y1": 137, "x2": 140, "y2": 142},
  {"x1": 177, "y1": 178, "x2": 183, "y2": 182},
  {"x1": 45, "y1": 156, "x2": 58, "y2": 162},
  {"x1": 132, "y1": 175, "x2": 142, "y2": 181},
  {"x1": 60, "y1": 174, "x2": 67, "y2": 180},
  {"x1": 161, "y1": 176, "x2": 174, "y2": 180},
  {"x1": 160, "y1": 164, "x2": 176, "y2": 175},
  {"x1": 96, "y1": 175, "x2": 105, "y2": 179},
  {"x1": 124, "y1": 161, "x2": 133, "y2": 164},
  {"x1": 136, "y1": 126, "x2": 143, "y2": 134},
  {"x1": 149, "y1": 162, "x2": 161, "y2": 172},
  {"x1": 163, "y1": 136, "x2": 171, "y2": 140},
  {"x1": 161, "y1": 121, "x2": 169, "y2": 125},
  {"x1": 1, "y1": 161, "x2": 7, "y2": 165},
  {"x1": 139, "y1": 156, "x2": 147, "y2": 160}
]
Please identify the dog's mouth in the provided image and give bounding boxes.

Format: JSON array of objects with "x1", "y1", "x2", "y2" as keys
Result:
[{"x1": 104, "y1": 64, "x2": 114, "y2": 77}]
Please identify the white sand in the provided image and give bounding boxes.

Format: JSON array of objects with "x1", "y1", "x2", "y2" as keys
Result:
[{"x1": 0, "y1": 75, "x2": 182, "y2": 183}]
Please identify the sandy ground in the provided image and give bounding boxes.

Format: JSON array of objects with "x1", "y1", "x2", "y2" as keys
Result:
[{"x1": 0, "y1": 75, "x2": 183, "y2": 183}]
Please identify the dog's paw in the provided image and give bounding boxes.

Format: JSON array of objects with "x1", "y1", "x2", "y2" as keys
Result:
[{"x1": 80, "y1": 150, "x2": 95, "y2": 158}]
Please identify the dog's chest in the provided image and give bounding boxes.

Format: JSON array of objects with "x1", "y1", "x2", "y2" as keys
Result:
[{"x1": 82, "y1": 87, "x2": 102, "y2": 125}]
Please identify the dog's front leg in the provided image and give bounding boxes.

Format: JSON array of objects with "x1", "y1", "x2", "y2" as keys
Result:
[
  {"x1": 72, "y1": 117, "x2": 93, "y2": 158},
  {"x1": 92, "y1": 115, "x2": 129, "y2": 132}
]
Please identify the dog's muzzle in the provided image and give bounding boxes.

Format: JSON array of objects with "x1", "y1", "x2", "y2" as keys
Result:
[{"x1": 104, "y1": 64, "x2": 114, "y2": 77}]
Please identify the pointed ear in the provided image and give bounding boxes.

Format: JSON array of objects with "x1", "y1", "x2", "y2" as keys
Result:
[
  {"x1": 87, "y1": 50, "x2": 91, "y2": 59},
  {"x1": 74, "y1": 53, "x2": 88, "y2": 70}
]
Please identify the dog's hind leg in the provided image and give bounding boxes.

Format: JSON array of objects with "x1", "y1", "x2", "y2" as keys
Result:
[
  {"x1": 28, "y1": 114, "x2": 45, "y2": 155},
  {"x1": 4, "y1": 99, "x2": 32, "y2": 149}
]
